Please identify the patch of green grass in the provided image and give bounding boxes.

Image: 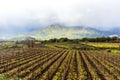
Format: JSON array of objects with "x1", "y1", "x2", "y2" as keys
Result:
[
  {"x1": 111, "y1": 49, "x2": 120, "y2": 54},
  {"x1": 55, "y1": 45, "x2": 70, "y2": 49},
  {"x1": 0, "y1": 74, "x2": 22, "y2": 80},
  {"x1": 45, "y1": 44, "x2": 56, "y2": 48},
  {"x1": 0, "y1": 74, "x2": 8, "y2": 80},
  {"x1": 0, "y1": 43, "x2": 26, "y2": 50},
  {"x1": 82, "y1": 42, "x2": 119, "y2": 49}
]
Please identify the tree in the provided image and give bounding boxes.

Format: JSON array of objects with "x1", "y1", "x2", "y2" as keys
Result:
[{"x1": 59, "y1": 38, "x2": 69, "y2": 42}]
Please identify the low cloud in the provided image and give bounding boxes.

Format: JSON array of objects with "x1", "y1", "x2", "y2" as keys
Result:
[{"x1": 0, "y1": 0, "x2": 120, "y2": 35}]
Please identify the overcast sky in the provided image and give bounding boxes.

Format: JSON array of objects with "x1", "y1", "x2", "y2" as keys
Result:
[{"x1": 0, "y1": 0, "x2": 120, "y2": 36}]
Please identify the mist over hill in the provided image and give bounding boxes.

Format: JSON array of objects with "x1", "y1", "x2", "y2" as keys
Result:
[
  {"x1": 0, "y1": 24, "x2": 120, "y2": 41},
  {"x1": 8, "y1": 25, "x2": 108, "y2": 41},
  {"x1": 30, "y1": 25, "x2": 106, "y2": 40}
]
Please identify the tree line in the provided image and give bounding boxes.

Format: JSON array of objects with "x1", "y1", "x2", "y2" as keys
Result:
[{"x1": 41, "y1": 37, "x2": 120, "y2": 43}]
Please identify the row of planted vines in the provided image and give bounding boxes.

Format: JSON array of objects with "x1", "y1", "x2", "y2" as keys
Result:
[{"x1": 0, "y1": 47, "x2": 120, "y2": 80}]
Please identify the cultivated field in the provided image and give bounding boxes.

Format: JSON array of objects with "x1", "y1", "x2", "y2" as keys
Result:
[
  {"x1": 82, "y1": 42, "x2": 119, "y2": 49},
  {"x1": 0, "y1": 45, "x2": 120, "y2": 80}
]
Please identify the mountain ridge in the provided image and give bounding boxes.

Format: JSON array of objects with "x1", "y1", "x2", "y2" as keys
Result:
[{"x1": 8, "y1": 25, "x2": 120, "y2": 41}]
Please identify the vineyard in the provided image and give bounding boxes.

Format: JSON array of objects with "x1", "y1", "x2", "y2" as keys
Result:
[{"x1": 0, "y1": 47, "x2": 120, "y2": 80}]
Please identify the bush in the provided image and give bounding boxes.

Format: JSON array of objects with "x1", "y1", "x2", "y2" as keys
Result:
[{"x1": 107, "y1": 49, "x2": 111, "y2": 52}]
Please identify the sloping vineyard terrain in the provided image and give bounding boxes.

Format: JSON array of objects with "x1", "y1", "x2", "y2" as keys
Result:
[{"x1": 0, "y1": 47, "x2": 120, "y2": 80}]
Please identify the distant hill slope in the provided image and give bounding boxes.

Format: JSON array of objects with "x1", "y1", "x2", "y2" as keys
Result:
[
  {"x1": 11, "y1": 25, "x2": 119, "y2": 41},
  {"x1": 29, "y1": 25, "x2": 106, "y2": 40}
]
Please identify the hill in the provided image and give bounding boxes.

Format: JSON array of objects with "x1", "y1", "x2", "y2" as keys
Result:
[
  {"x1": 29, "y1": 25, "x2": 106, "y2": 40},
  {"x1": 11, "y1": 25, "x2": 119, "y2": 41}
]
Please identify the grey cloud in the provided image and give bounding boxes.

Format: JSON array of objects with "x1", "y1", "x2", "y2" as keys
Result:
[{"x1": 0, "y1": 0, "x2": 120, "y2": 36}]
